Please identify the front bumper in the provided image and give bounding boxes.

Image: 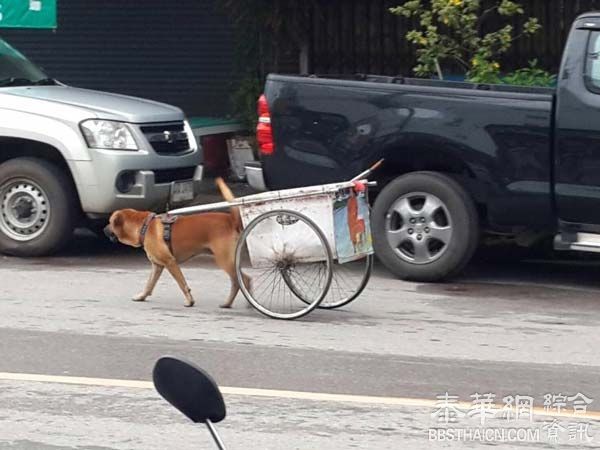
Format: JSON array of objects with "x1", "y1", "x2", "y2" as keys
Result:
[
  {"x1": 72, "y1": 146, "x2": 203, "y2": 215},
  {"x1": 245, "y1": 161, "x2": 267, "y2": 192}
]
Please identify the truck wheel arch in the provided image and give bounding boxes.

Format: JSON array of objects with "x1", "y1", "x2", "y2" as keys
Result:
[
  {"x1": 0, "y1": 138, "x2": 83, "y2": 212},
  {"x1": 374, "y1": 146, "x2": 488, "y2": 206}
]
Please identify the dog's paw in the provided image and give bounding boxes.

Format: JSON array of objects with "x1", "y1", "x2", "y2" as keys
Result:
[
  {"x1": 219, "y1": 303, "x2": 232, "y2": 309},
  {"x1": 184, "y1": 298, "x2": 195, "y2": 307},
  {"x1": 132, "y1": 293, "x2": 148, "y2": 302}
]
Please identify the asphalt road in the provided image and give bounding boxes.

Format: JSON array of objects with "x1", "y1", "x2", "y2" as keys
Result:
[{"x1": 1, "y1": 232, "x2": 600, "y2": 449}]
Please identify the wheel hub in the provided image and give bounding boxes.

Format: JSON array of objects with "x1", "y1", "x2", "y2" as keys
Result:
[
  {"x1": 407, "y1": 216, "x2": 431, "y2": 241},
  {"x1": 385, "y1": 192, "x2": 452, "y2": 265},
  {"x1": 13, "y1": 196, "x2": 36, "y2": 220},
  {"x1": 0, "y1": 180, "x2": 50, "y2": 241}
]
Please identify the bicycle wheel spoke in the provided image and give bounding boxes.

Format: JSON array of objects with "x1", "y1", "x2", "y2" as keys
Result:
[
  {"x1": 315, "y1": 256, "x2": 372, "y2": 309},
  {"x1": 251, "y1": 267, "x2": 277, "y2": 292},
  {"x1": 252, "y1": 264, "x2": 275, "y2": 299}
]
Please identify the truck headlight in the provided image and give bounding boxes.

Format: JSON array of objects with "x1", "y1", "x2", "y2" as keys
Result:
[
  {"x1": 80, "y1": 120, "x2": 138, "y2": 150},
  {"x1": 183, "y1": 119, "x2": 198, "y2": 151}
]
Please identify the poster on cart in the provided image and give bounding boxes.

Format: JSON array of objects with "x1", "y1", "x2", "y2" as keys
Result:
[
  {"x1": 0, "y1": 0, "x2": 57, "y2": 29},
  {"x1": 333, "y1": 187, "x2": 373, "y2": 263}
]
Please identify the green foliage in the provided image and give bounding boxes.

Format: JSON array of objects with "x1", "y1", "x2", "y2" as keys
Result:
[
  {"x1": 389, "y1": 0, "x2": 542, "y2": 80},
  {"x1": 468, "y1": 58, "x2": 555, "y2": 87},
  {"x1": 231, "y1": 76, "x2": 263, "y2": 131},
  {"x1": 467, "y1": 56, "x2": 502, "y2": 84},
  {"x1": 501, "y1": 59, "x2": 556, "y2": 87}
]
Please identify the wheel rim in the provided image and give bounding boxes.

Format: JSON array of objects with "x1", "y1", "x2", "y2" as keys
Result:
[
  {"x1": 286, "y1": 255, "x2": 373, "y2": 309},
  {"x1": 235, "y1": 210, "x2": 333, "y2": 320},
  {"x1": 0, "y1": 178, "x2": 50, "y2": 241},
  {"x1": 385, "y1": 192, "x2": 452, "y2": 265},
  {"x1": 322, "y1": 255, "x2": 372, "y2": 308}
]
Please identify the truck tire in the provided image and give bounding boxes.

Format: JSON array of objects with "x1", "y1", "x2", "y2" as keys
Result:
[
  {"x1": 0, "y1": 157, "x2": 77, "y2": 256},
  {"x1": 372, "y1": 171, "x2": 479, "y2": 281}
]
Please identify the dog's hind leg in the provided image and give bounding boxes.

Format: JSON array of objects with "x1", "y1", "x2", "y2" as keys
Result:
[
  {"x1": 220, "y1": 271, "x2": 252, "y2": 309},
  {"x1": 165, "y1": 260, "x2": 195, "y2": 307},
  {"x1": 213, "y1": 241, "x2": 247, "y2": 309},
  {"x1": 133, "y1": 263, "x2": 164, "y2": 302},
  {"x1": 221, "y1": 275, "x2": 239, "y2": 309}
]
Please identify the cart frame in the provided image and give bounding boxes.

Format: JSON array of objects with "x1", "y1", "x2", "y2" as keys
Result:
[{"x1": 169, "y1": 161, "x2": 382, "y2": 319}]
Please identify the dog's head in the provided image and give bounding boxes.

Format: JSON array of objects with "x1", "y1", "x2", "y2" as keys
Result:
[{"x1": 104, "y1": 209, "x2": 148, "y2": 248}]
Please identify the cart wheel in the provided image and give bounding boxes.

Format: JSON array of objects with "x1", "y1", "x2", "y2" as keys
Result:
[
  {"x1": 235, "y1": 210, "x2": 333, "y2": 320},
  {"x1": 284, "y1": 254, "x2": 373, "y2": 309}
]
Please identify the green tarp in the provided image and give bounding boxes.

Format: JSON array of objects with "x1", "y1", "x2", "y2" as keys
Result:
[
  {"x1": 188, "y1": 117, "x2": 241, "y2": 129},
  {"x1": 0, "y1": 0, "x2": 56, "y2": 29}
]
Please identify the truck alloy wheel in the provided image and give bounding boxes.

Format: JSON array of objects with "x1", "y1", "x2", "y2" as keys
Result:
[
  {"x1": 0, "y1": 178, "x2": 50, "y2": 241},
  {"x1": 372, "y1": 171, "x2": 479, "y2": 282},
  {"x1": 385, "y1": 192, "x2": 452, "y2": 264}
]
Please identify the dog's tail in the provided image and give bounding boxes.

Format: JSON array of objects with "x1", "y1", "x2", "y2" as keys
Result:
[{"x1": 215, "y1": 177, "x2": 241, "y2": 231}]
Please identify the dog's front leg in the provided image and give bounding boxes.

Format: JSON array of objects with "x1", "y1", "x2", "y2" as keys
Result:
[
  {"x1": 133, "y1": 263, "x2": 164, "y2": 302},
  {"x1": 165, "y1": 261, "x2": 195, "y2": 307}
]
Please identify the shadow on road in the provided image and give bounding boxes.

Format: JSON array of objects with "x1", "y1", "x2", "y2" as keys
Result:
[
  {"x1": 5, "y1": 230, "x2": 600, "y2": 296},
  {"x1": 374, "y1": 243, "x2": 600, "y2": 298}
]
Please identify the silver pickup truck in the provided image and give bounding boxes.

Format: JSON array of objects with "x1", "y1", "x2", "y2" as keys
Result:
[{"x1": 0, "y1": 38, "x2": 203, "y2": 256}]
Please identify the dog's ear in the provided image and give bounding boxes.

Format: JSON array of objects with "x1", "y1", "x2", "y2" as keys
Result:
[{"x1": 112, "y1": 211, "x2": 124, "y2": 229}]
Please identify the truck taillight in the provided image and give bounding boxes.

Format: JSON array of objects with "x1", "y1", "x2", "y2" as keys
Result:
[{"x1": 257, "y1": 94, "x2": 274, "y2": 155}]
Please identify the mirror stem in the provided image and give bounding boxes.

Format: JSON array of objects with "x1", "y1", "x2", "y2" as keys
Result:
[{"x1": 205, "y1": 419, "x2": 227, "y2": 450}]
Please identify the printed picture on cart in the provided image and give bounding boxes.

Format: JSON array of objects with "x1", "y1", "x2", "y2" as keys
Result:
[{"x1": 333, "y1": 188, "x2": 373, "y2": 263}]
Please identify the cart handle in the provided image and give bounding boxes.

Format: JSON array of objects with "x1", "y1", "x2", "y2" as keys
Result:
[
  {"x1": 351, "y1": 159, "x2": 384, "y2": 182},
  {"x1": 169, "y1": 179, "x2": 372, "y2": 216}
]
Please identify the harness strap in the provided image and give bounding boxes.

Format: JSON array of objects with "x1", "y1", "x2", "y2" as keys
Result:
[
  {"x1": 139, "y1": 212, "x2": 179, "y2": 254},
  {"x1": 160, "y1": 213, "x2": 177, "y2": 253},
  {"x1": 139, "y1": 213, "x2": 157, "y2": 246}
]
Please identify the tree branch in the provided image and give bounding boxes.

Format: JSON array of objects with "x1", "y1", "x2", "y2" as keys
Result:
[
  {"x1": 435, "y1": 59, "x2": 444, "y2": 80},
  {"x1": 453, "y1": 55, "x2": 471, "y2": 70},
  {"x1": 477, "y1": 6, "x2": 498, "y2": 34}
]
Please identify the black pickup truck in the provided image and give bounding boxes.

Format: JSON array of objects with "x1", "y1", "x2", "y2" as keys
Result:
[{"x1": 245, "y1": 12, "x2": 600, "y2": 282}]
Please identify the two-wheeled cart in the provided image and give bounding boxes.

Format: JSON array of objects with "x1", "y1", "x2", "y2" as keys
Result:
[{"x1": 170, "y1": 161, "x2": 382, "y2": 320}]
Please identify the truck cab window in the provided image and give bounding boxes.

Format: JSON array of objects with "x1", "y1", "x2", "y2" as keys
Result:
[{"x1": 585, "y1": 31, "x2": 600, "y2": 92}]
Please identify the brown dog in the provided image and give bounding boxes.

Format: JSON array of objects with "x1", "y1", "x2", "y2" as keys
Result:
[{"x1": 103, "y1": 178, "x2": 249, "y2": 308}]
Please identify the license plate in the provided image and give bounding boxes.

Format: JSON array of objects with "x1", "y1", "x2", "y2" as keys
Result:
[{"x1": 170, "y1": 181, "x2": 194, "y2": 204}]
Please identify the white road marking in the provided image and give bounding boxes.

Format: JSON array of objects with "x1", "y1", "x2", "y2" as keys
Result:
[{"x1": 0, "y1": 371, "x2": 598, "y2": 420}]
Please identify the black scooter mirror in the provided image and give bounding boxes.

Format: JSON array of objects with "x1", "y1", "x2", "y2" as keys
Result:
[{"x1": 153, "y1": 356, "x2": 227, "y2": 449}]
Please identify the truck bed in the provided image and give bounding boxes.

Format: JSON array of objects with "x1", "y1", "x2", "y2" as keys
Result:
[
  {"x1": 299, "y1": 73, "x2": 555, "y2": 97},
  {"x1": 263, "y1": 73, "x2": 555, "y2": 228}
]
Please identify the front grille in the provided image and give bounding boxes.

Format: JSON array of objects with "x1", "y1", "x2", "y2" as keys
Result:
[
  {"x1": 154, "y1": 166, "x2": 196, "y2": 184},
  {"x1": 141, "y1": 122, "x2": 191, "y2": 155}
]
